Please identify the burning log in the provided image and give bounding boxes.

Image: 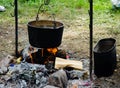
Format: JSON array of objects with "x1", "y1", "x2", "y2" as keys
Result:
[{"x1": 19, "y1": 46, "x2": 56, "y2": 68}]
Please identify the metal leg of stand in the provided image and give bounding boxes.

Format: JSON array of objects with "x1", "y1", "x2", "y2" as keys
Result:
[
  {"x1": 14, "y1": 0, "x2": 18, "y2": 57},
  {"x1": 89, "y1": 0, "x2": 93, "y2": 81}
]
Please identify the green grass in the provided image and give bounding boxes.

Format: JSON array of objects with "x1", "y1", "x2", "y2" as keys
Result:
[
  {"x1": 0, "y1": 0, "x2": 120, "y2": 25},
  {"x1": 0, "y1": 0, "x2": 89, "y2": 22},
  {"x1": 94, "y1": 0, "x2": 111, "y2": 10}
]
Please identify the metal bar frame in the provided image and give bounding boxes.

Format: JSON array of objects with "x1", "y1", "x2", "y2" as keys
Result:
[
  {"x1": 89, "y1": 0, "x2": 93, "y2": 80},
  {"x1": 14, "y1": 0, "x2": 18, "y2": 57},
  {"x1": 14, "y1": 0, "x2": 93, "y2": 80}
]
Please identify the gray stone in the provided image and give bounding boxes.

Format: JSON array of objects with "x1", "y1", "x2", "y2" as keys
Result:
[
  {"x1": 44, "y1": 85, "x2": 59, "y2": 88},
  {"x1": 0, "y1": 67, "x2": 8, "y2": 75},
  {"x1": 0, "y1": 55, "x2": 14, "y2": 67},
  {"x1": 48, "y1": 69, "x2": 68, "y2": 88}
]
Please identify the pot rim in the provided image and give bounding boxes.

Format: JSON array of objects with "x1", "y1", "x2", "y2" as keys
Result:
[
  {"x1": 27, "y1": 20, "x2": 64, "y2": 29},
  {"x1": 93, "y1": 38, "x2": 116, "y2": 54}
]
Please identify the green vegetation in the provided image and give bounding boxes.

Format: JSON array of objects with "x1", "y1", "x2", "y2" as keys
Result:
[
  {"x1": 0, "y1": 0, "x2": 120, "y2": 34},
  {"x1": 0, "y1": 0, "x2": 119, "y2": 18},
  {"x1": 0, "y1": 0, "x2": 88, "y2": 22}
]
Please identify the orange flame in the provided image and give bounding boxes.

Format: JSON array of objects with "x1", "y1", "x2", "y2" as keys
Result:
[{"x1": 47, "y1": 48, "x2": 58, "y2": 55}]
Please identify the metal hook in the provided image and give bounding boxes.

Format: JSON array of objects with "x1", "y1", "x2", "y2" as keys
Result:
[
  {"x1": 48, "y1": 14, "x2": 56, "y2": 29},
  {"x1": 36, "y1": 0, "x2": 55, "y2": 23},
  {"x1": 36, "y1": 4, "x2": 44, "y2": 21}
]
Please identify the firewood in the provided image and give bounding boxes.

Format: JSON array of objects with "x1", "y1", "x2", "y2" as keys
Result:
[{"x1": 55, "y1": 57, "x2": 83, "y2": 70}]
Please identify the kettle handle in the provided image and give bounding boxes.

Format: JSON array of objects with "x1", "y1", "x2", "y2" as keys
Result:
[{"x1": 35, "y1": 1, "x2": 56, "y2": 29}]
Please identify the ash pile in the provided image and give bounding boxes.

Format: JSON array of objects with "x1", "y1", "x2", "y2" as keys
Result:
[
  {"x1": 0, "y1": 62, "x2": 48, "y2": 88},
  {"x1": 0, "y1": 47, "x2": 91, "y2": 88}
]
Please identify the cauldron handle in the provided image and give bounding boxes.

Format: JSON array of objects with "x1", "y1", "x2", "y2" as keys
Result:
[
  {"x1": 35, "y1": 1, "x2": 56, "y2": 29},
  {"x1": 35, "y1": 3, "x2": 44, "y2": 21},
  {"x1": 48, "y1": 14, "x2": 56, "y2": 29}
]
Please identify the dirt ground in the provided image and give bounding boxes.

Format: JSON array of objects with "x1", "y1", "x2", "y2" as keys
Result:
[{"x1": 1, "y1": 11, "x2": 120, "y2": 87}]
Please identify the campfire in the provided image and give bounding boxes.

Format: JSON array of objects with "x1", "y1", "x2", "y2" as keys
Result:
[
  {"x1": 19, "y1": 46, "x2": 67, "y2": 70},
  {"x1": 0, "y1": 47, "x2": 91, "y2": 88}
]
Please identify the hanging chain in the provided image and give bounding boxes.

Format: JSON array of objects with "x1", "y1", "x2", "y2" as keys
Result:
[{"x1": 36, "y1": 0, "x2": 51, "y2": 21}]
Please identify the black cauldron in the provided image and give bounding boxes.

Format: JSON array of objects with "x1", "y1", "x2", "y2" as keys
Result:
[
  {"x1": 93, "y1": 38, "x2": 117, "y2": 78},
  {"x1": 27, "y1": 20, "x2": 64, "y2": 48}
]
